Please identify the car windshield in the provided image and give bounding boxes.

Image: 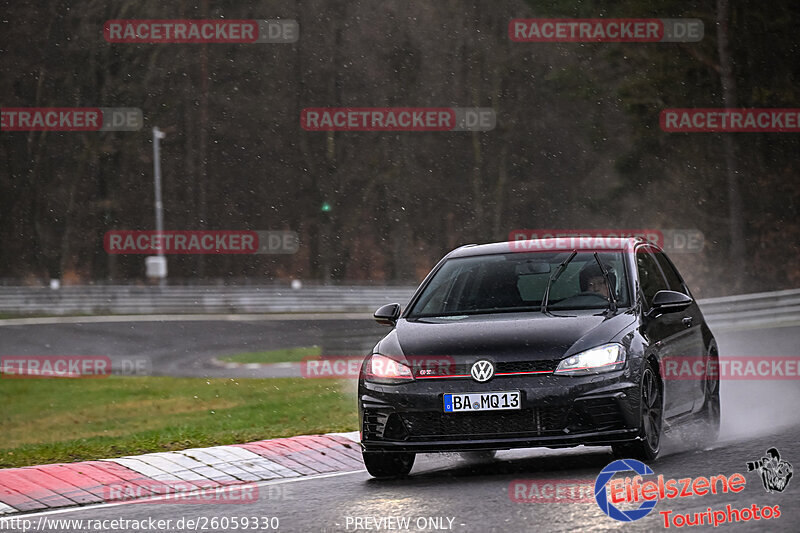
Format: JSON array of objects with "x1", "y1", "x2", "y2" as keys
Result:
[{"x1": 406, "y1": 251, "x2": 629, "y2": 317}]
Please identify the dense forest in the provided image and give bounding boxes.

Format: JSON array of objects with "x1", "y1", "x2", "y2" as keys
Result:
[{"x1": 1, "y1": 0, "x2": 798, "y2": 298}]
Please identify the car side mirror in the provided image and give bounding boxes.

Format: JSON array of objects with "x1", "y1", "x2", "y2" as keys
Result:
[
  {"x1": 374, "y1": 303, "x2": 401, "y2": 326},
  {"x1": 648, "y1": 290, "x2": 693, "y2": 317}
]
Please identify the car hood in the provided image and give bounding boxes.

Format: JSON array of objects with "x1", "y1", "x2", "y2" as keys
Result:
[{"x1": 377, "y1": 311, "x2": 636, "y2": 361}]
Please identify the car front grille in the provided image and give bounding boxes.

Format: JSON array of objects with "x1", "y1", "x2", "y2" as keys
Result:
[
  {"x1": 414, "y1": 359, "x2": 559, "y2": 378},
  {"x1": 399, "y1": 407, "x2": 570, "y2": 439},
  {"x1": 497, "y1": 361, "x2": 558, "y2": 373},
  {"x1": 576, "y1": 396, "x2": 626, "y2": 431},
  {"x1": 363, "y1": 395, "x2": 627, "y2": 441},
  {"x1": 363, "y1": 410, "x2": 389, "y2": 440}
]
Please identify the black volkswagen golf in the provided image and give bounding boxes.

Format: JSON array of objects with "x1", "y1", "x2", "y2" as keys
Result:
[{"x1": 358, "y1": 237, "x2": 720, "y2": 478}]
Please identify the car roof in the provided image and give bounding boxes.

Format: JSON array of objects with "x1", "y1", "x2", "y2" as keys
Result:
[{"x1": 446, "y1": 236, "x2": 657, "y2": 258}]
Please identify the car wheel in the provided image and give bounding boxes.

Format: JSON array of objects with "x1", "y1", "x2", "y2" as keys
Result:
[
  {"x1": 695, "y1": 351, "x2": 721, "y2": 445},
  {"x1": 362, "y1": 451, "x2": 415, "y2": 479},
  {"x1": 613, "y1": 360, "x2": 662, "y2": 460}
]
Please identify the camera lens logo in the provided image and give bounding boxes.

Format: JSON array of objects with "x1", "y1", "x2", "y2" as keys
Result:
[
  {"x1": 470, "y1": 360, "x2": 495, "y2": 382},
  {"x1": 595, "y1": 459, "x2": 658, "y2": 522},
  {"x1": 747, "y1": 448, "x2": 793, "y2": 493}
]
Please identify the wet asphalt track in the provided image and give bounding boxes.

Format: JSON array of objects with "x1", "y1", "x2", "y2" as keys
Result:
[
  {"x1": 0, "y1": 319, "x2": 799, "y2": 532},
  {"x1": 0, "y1": 317, "x2": 388, "y2": 377}
]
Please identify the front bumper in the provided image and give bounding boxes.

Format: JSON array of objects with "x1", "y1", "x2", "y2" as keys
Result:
[{"x1": 359, "y1": 372, "x2": 640, "y2": 453}]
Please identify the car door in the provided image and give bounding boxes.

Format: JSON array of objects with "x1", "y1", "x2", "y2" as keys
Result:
[
  {"x1": 653, "y1": 250, "x2": 707, "y2": 411},
  {"x1": 636, "y1": 246, "x2": 694, "y2": 418}
]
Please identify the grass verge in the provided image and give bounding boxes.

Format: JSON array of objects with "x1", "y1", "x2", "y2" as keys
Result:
[
  {"x1": 0, "y1": 376, "x2": 356, "y2": 468},
  {"x1": 218, "y1": 345, "x2": 322, "y2": 364}
]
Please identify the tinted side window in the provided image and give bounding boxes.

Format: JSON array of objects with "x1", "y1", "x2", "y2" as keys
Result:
[
  {"x1": 636, "y1": 250, "x2": 668, "y2": 306},
  {"x1": 654, "y1": 251, "x2": 686, "y2": 294}
]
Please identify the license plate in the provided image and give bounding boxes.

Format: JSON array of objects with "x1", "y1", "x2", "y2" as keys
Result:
[{"x1": 443, "y1": 391, "x2": 521, "y2": 413}]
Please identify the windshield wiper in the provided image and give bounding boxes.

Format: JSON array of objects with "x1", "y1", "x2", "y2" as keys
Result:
[
  {"x1": 594, "y1": 252, "x2": 618, "y2": 313},
  {"x1": 541, "y1": 251, "x2": 576, "y2": 314}
]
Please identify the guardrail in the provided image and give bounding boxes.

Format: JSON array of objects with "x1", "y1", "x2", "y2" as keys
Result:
[
  {"x1": 697, "y1": 288, "x2": 800, "y2": 329},
  {"x1": 0, "y1": 285, "x2": 418, "y2": 315},
  {"x1": 0, "y1": 286, "x2": 798, "y2": 329}
]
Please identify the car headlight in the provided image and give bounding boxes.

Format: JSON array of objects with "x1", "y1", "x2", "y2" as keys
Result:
[
  {"x1": 555, "y1": 343, "x2": 626, "y2": 375},
  {"x1": 364, "y1": 354, "x2": 414, "y2": 384}
]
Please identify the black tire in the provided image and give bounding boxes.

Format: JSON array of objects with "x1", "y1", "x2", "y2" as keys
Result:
[
  {"x1": 695, "y1": 351, "x2": 721, "y2": 445},
  {"x1": 612, "y1": 360, "x2": 663, "y2": 461},
  {"x1": 362, "y1": 451, "x2": 415, "y2": 479}
]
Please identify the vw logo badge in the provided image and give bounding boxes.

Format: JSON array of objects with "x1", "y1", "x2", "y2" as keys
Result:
[{"x1": 470, "y1": 360, "x2": 494, "y2": 382}]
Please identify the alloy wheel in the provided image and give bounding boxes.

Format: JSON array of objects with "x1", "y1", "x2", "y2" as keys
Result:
[{"x1": 641, "y1": 366, "x2": 662, "y2": 450}]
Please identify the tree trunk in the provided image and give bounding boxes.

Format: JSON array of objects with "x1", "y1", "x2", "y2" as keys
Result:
[{"x1": 716, "y1": 0, "x2": 746, "y2": 289}]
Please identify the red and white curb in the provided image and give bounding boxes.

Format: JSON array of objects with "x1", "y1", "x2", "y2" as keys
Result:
[{"x1": 0, "y1": 432, "x2": 361, "y2": 515}]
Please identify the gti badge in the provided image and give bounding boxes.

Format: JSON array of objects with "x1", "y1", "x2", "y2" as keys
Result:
[{"x1": 470, "y1": 360, "x2": 495, "y2": 382}]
